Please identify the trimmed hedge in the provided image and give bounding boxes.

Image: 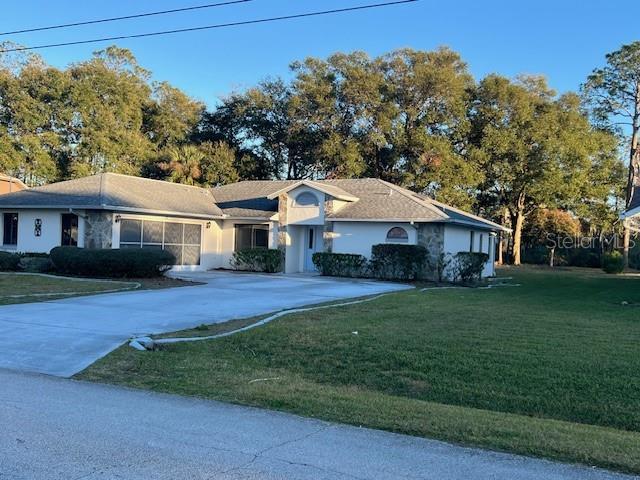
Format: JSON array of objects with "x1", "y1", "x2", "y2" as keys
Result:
[
  {"x1": 50, "y1": 246, "x2": 174, "y2": 278},
  {"x1": 369, "y1": 244, "x2": 428, "y2": 281},
  {"x1": 0, "y1": 251, "x2": 21, "y2": 271},
  {"x1": 452, "y1": 252, "x2": 489, "y2": 283},
  {"x1": 312, "y1": 252, "x2": 368, "y2": 277},
  {"x1": 19, "y1": 256, "x2": 54, "y2": 273},
  {"x1": 602, "y1": 251, "x2": 624, "y2": 274},
  {"x1": 231, "y1": 248, "x2": 283, "y2": 273}
]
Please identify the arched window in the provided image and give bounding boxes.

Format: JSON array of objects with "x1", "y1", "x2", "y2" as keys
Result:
[
  {"x1": 293, "y1": 192, "x2": 319, "y2": 207},
  {"x1": 386, "y1": 227, "x2": 408, "y2": 243}
]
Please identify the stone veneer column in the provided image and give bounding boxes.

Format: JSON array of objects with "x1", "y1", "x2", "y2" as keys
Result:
[
  {"x1": 277, "y1": 193, "x2": 288, "y2": 256},
  {"x1": 417, "y1": 223, "x2": 444, "y2": 280},
  {"x1": 323, "y1": 194, "x2": 334, "y2": 252},
  {"x1": 84, "y1": 210, "x2": 113, "y2": 249}
]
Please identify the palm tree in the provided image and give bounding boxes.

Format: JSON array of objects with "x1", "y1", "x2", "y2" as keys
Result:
[{"x1": 161, "y1": 145, "x2": 204, "y2": 185}]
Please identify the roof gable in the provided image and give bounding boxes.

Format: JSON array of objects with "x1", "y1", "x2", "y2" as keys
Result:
[{"x1": 266, "y1": 180, "x2": 358, "y2": 202}]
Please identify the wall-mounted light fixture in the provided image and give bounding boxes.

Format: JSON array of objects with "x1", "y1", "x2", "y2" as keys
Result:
[
  {"x1": 205, "y1": 221, "x2": 212, "y2": 229},
  {"x1": 114, "y1": 214, "x2": 122, "y2": 223},
  {"x1": 34, "y1": 219, "x2": 42, "y2": 237}
]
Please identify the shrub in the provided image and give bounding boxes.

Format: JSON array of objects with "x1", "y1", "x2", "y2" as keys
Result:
[
  {"x1": 312, "y1": 252, "x2": 368, "y2": 277},
  {"x1": 452, "y1": 252, "x2": 489, "y2": 283},
  {"x1": 567, "y1": 249, "x2": 602, "y2": 268},
  {"x1": 369, "y1": 244, "x2": 428, "y2": 281},
  {"x1": 231, "y1": 248, "x2": 283, "y2": 273},
  {"x1": 0, "y1": 251, "x2": 20, "y2": 271},
  {"x1": 602, "y1": 251, "x2": 625, "y2": 274},
  {"x1": 50, "y1": 247, "x2": 174, "y2": 278},
  {"x1": 19, "y1": 256, "x2": 53, "y2": 273}
]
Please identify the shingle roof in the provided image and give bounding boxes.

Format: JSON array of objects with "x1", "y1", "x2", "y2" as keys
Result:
[
  {"x1": 212, "y1": 177, "x2": 507, "y2": 231},
  {"x1": 211, "y1": 180, "x2": 297, "y2": 218},
  {"x1": 0, "y1": 173, "x2": 223, "y2": 219}
]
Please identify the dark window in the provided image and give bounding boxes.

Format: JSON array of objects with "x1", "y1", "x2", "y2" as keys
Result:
[
  {"x1": 235, "y1": 224, "x2": 269, "y2": 250},
  {"x1": 3, "y1": 213, "x2": 18, "y2": 246},
  {"x1": 118, "y1": 218, "x2": 201, "y2": 266},
  {"x1": 308, "y1": 228, "x2": 314, "y2": 249},
  {"x1": 479, "y1": 234, "x2": 484, "y2": 253},
  {"x1": 386, "y1": 227, "x2": 408, "y2": 243},
  {"x1": 120, "y1": 219, "x2": 142, "y2": 243},
  {"x1": 469, "y1": 231, "x2": 475, "y2": 252},
  {"x1": 293, "y1": 192, "x2": 319, "y2": 207},
  {"x1": 61, "y1": 214, "x2": 78, "y2": 246}
]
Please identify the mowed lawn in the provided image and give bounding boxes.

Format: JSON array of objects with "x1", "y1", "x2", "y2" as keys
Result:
[
  {"x1": 78, "y1": 267, "x2": 640, "y2": 473},
  {"x1": 0, "y1": 273, "x2": 190, "y2": 305}
]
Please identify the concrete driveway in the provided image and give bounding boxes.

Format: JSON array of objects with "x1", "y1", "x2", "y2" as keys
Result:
[
  {"x1": 0, "y1": 271, "x2": 410, "y2": 377},
  {"x1": 1, "y1": 369, "x2": 634, "y2": 480}
]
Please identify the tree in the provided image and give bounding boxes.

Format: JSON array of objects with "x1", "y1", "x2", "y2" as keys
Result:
[
  {"x1": 159, "y1": 145, "x2": 204, "y2": 185},
  {"x1": 582, "y1": 41, "x2": 640, "y2": 266},
  {"x1": 524, "y1": 208, "x2": 580, "y2": 267},
  {"x1": 470, "y1": 75, "x2": 620, "y2": 265},
  {"x1": 199, "y1": 141, "x2": 239, "y2": 186}
]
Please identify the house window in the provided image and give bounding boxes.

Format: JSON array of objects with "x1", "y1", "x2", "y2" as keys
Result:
[
  {"x1": 119, "y1": 218, "x2": 202, "y2": 266},
  {"x1": 293, "y1": 192, "x2": 319, "y2": 207},
  {"x1": 469, "y1": 231, "x2": 475, "y2": 252},
  {"x1": 3, "y1": 213, "x2": 18, "y2": 246},
  {"x1": 61, "y1": 213, "x2": 79, "y2": 246},
  {"x1": 234, "y1": 224, "x2": 269, "y2": 250},
  {"x1": 479, "y1": 234, "x2": 484, "y2": 253},
  {"x1": 386, "y1": 227, "x2": 408, "y2": 243}
]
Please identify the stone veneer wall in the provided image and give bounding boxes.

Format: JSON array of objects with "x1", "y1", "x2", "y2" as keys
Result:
[
  {"x1": 277, "y1": 193, "x2": 288, "y2": 254},
  {"x1": 84, "y1": 211, "x2": 113, "y2": 249},
  {"x1": 417, "y1": 223, "x2": 444, "y2": 280},
  {"x1": 323, "y1": 194, "x2": 334, "y2": 252}
]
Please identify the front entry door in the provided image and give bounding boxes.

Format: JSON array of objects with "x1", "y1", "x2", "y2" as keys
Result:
[{"x1": 304, "y1": 226, "x2": 319, "y2": 272}]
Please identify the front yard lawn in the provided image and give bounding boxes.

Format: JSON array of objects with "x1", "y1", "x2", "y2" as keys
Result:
[
  {"x1": 0, "y1": 273, "x2": 189, "y2": 305},
  {"x1": 78, "y1": 267, "x2": 640, "y2": 474}
]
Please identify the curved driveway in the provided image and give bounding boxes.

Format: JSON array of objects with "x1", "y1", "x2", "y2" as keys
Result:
[{"x1": 0, "y1": 271, "x2": 410, "y2": 377}]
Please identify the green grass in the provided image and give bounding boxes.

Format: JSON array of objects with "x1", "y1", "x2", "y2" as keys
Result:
[
  {"x1": 0, "y1": 273, "x2": 191, "y2": 305},
  {"x1": 78, "y1": 266, "x2": 640, "y2": 473}
]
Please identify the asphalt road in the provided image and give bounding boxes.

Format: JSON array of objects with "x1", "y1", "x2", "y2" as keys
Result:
[
  {"x1": 0, "y1": 369, "x2": 635, "y2": 480},
  {"x1": 0, "y1": 271, "x2": 409, "y2": 377}
]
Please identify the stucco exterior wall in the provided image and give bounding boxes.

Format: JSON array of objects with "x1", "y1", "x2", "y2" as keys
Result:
[
  {"x1": 0, "y1": 209, "x2": 85, "y2": 253},
  {"x1": 443, "y1": 224, "x2": 495, "y2": 277},
  {"x1": 331, "y1": 222, "x2": 418, "y2": 259},
  {"x1": 285, "y1": 186, "x2": 325, "y2": 225}
]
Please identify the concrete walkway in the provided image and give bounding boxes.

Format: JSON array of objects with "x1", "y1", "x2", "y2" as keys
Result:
[
  {"x1": 0, "y1": 369, "x2": 634, "y2": 480},
  {"x1": 0, "y1": 271, "x2": 409, "y2": 377}
]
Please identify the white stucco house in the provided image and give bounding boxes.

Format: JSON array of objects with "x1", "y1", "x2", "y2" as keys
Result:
[
  {"x1": 622, "y1": 186, "x2": 640, "y2": 234},
  {"x1": 0, "y1": 173, "x2": 508, "y2": 278}
]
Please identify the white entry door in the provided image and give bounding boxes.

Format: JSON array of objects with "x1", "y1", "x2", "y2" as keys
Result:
[{"x1": 304, "y1": 226, "x2": 320, "y2": 272}]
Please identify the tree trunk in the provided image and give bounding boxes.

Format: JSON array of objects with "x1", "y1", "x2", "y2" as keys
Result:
[
  {"x1": 549, "y1": 247, "x2": 555, "y2": 268},
  {"x1": 496, "y1": 208, "x2": 509, "y2": 265},
  {"x1": 497, "y1": 235, "x2": 504, "y2": 265},
  {"x1": 512, "y1": 210, "x2": 525, "y2": 265},
  {"x1": 623, "y1": 225, "x2": 631, "y2": 269}
]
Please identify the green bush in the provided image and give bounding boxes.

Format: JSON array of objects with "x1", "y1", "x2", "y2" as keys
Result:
[
  {"x1": 231, "y1": 248, "x2": 283, "y2": 273},
  {"x1": 370, "y1": 244, "x2": 428, "y2": 281},
  {"x1": 452, "y1": 252, "x2": 489, "y2": 283},
  {"x1": 312, "y1": 252, "x2": 368, "y2": 277},
  {"x1": 50, "y1": 247, "x2": 174, "y2": 278},
  {"x1": 19, "y1": 256, "x2": 53, "y2": 273},
  {"x1": 0, "y1": 251, "x2": 20, "y2": 271},
  {"x1": 602, "y1": 251, "x2": 625, "y2": 274}
]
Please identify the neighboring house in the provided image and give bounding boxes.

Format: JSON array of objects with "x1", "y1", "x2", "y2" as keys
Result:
[
  {"x1": 622, "y1": 186, "x2": 640, "y2": 234},
  {"x1": 0, "y1": 173, "x2": 508, "y2": 278},
  {"x1": 0, "y1": 174, "x2": 27, "y2": 195}
]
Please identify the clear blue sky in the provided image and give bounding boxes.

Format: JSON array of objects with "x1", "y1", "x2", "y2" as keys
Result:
[{"x1": 2, "y1": 0, "x2": 639, "y2": 107}]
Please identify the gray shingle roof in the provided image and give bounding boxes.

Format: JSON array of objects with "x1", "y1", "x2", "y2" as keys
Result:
[
  {"x1": 0, "y1": 173, "x2": 223, "y2": 219},
  {"x1": 211, "y1": 180, "x2": 297, "y2": 218}
]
